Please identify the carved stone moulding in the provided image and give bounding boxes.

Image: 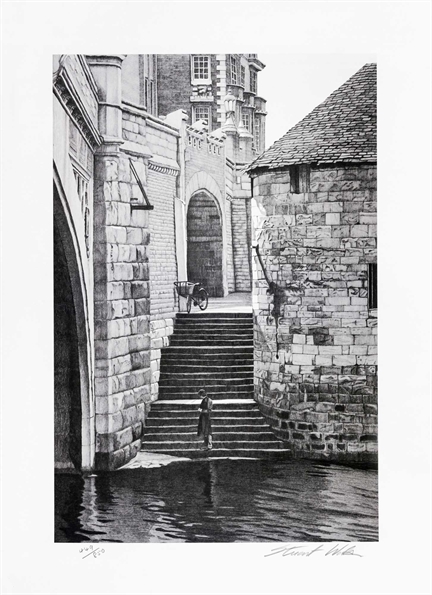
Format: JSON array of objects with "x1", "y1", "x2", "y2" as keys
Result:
[
  {"x1": 53, "y1": 56, "x2": 103, "y2": 152},
  {"x1": 148, "y1": 162, "x2": 178, "y2": 177},
  {"x1": 85, "y1": 54, "x2": 126, "y2": 68}
]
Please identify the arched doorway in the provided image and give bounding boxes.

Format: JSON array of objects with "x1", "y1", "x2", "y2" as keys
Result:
[
  {"x1": 54, "y1": 181, "x2": 92, "y2": 472},
  {"x1": 187, "y1": 191, "x2": 223, "y2": 297}
]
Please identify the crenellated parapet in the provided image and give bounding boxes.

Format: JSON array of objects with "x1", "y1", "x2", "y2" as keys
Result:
[{"x1": 186, "y1": 120, "x2": 226, "y2": 157}]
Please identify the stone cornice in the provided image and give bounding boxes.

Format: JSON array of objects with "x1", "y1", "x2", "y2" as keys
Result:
[
  {"x1": 53, "y1": 55, "x2": 102, "y2": 150},
  {"x1": 77, "y1": 55, "x2": 100, "y2": 98},
  {"x1": 248, "y1": 56, "x2": 265, "y2": 71},
  {"x1": 148, "y1": 162, "x2": 178, "y2": 176},
  {"x1": 85, "y1": 54, "x2": 126, "y2": 68},
  {"x1": 122, "y1": 102, "x2": 180, "y2": 137},
  {"x1": 121, "y1": 140, "x2": 153, "y2": 158}
]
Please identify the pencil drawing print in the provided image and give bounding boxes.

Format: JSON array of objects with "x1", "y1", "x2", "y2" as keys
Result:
[{"x1": 54, "y1": 54, "x2": 378, "y2": 543}]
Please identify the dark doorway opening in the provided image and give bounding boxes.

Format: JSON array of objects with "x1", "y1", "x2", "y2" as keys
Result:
[{"x1": 187, "y1": 191, "x2": 223, "y2": 297}]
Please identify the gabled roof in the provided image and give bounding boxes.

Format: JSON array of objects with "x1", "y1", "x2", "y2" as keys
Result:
[{"x1": 248, "y1": 63, "x2": 377, "y2": 173}]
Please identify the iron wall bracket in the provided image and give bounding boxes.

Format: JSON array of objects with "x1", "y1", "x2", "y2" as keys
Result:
[{"x1": 129, "y1": 158, "x2": 154, "y2": 211}]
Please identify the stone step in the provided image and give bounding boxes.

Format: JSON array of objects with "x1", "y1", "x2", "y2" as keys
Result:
[
  {"x1": 159, "y1": 377, "x2": 254, "y2": 387},
  {"x1": 158, "y1": 390, "x2": 254, "y2": 400},
  {"x1": 150, "y1": 399, "x2": 257, "y2": 409},
  {"x1": 139, "y1": 447, "x2": 291, "y2": 459},
  {"x1": 169, "y1": 337, "x2": 253, "y2": 347},
  {"x1": 158, "y1": 391, "x2": 254, "y2": 400},
  {"x1": 146, "y1": 415, "x2": 264, "y2": 426},
  {"x1": 160, "y1": 362, "x2": 253, "y2": 370},
  {"x1": 161, "y1": 355, "x2": 253, "y2": 366},
  {"x1": 143, "y1": 431, "x2": 277, "y2": 442},
  {"x1": 145, "y1": 419, "x2": 269, "y2": 428},
  {"x1": 175, "y1": 319, "x2": 253, "y2": 325},
  {"x1": 141, "y1": 440, "x2": 284, "y2": 450},
  {"x1": 172, "y1": 332, "x2": 253, "y2": 341},
  {"x1": 148, "y1": 410, "x2": 263, "y2": 419},
  {"x1": 159, "y1": 390, "x2": 254, "y2": 398},
  {"x1": 173, "y1": 326, "x2": 253, "y2": 334},
  {"x1": 174, "y1": 322, "x2": 253, "y2": 330},
  {"x1": 176, "y1": 313, "x2": 252, "y2": 320},
  {"x1": 160, "y1": 364, "x2": 254, "y2": 374},
  {"x1": 159, "y1": 370, "x2": 253, "y2": 380},
  {"x1": 163, "y1": 346, "x2": 254, "y2": 355},
  {"x1": 145, "y1": 309, "x2": 281, "y2": 460}
]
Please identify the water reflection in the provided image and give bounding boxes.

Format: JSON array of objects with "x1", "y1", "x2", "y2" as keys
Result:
[{"x1": 55, "y1": 459, "x2": 378, "y2": 543}]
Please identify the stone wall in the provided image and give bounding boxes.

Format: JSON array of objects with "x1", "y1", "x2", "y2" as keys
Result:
[
  {"x1": 184, "y1": 133, "x2": 231, "y2": 296},
  {"x1": 157, "y1": 54, "x2": 192, "y2": 118},
  {"x1": 93, "y1": 148, "x2": 151, "y2": 471},
  {"x1": 185, "y1": 136, "x2": 226, "y2": 200},
  {"x1": 120, "y1": 109, "x2": 180, "y2": 403},
  {"x1": 225, "y1": 160, "x2": 235, "y2": 293},
  {"x1": 231, "y1": 197, "x2": 252, "y2": 291},
  {"x1": 53, "y1": 57, "x2": 98, "y2": 472},
  {"x1": 251, "y1": 164, "x2": 377, "y2": 466},
  {"x1": 157, "y1": 55, "x2": 219, "y2": 130},
  {"x1": 146, "y1": 119, "x2": 180, "y2": 400},
  {"x1": 147, "y1": 164, "x2": 177, "y2": 316}
]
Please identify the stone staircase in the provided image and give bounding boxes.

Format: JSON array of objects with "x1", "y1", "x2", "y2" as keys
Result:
[{"x1": 141, "y1": 312, "x2": 290, "y2": 458}]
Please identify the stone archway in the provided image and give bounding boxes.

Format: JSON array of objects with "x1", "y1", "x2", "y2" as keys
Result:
[
  {"x1": 54, "y1": 179, "x2": 93, "y2": 472},
  {"x1": 187, "y1": 191, "x2": 224, "y2": 297}
]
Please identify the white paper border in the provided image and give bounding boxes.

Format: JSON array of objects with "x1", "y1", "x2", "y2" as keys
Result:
[{"x1": 1, "y1": 2, "x2": 431, "y2": 594}]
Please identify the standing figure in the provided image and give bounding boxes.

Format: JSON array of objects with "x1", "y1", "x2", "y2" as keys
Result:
[{"x1": 197, "y1": 388, "x2": 213, "y2": 450}]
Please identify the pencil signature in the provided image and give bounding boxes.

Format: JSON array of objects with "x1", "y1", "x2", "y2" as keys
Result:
[
  {"x1": 79, "y1": 545, "x2": 105, "y2": 560},
  {"x1": 264, "y1": 544, "x2": 363, "y2": 558}
]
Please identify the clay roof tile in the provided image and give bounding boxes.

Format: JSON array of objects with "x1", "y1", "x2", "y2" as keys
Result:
[{"x1": 248, "y1": 63, "x2": 377, "y2": 173}]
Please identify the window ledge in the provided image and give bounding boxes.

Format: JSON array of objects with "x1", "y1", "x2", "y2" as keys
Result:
[
  {"x1": 190, "y1": 96, "x2": 214, "y2": 103},
  {"x1": 191, "y1": 79, "x2": 211, "y2": 86}
]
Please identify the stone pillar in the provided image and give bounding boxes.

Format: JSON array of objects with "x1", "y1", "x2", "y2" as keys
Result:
[
  {"x1": 237, "y1": 119, "x2": 254, "y2": 163},
  {"x1": 222, "y1": 87, "x2": 238, "y2": 160},
  {"x1": 86, "y1": 55, "x2": 125, "y2": 144},
  {"x1": 90, "y1": 55, "x2": 151, "y2": 470}
]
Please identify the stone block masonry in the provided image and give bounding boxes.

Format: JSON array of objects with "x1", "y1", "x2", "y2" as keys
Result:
[
  {"x1": 251, "y1": 164, "x2": 377, "y2": 466},
  {"x1": 93, "y1": 150, "x2": 151, "y2": 470},
  {"x1": 232, "y1": 197, "x2": 252, "y2": 291},
  {"x1": 146, "y1": 118, "x2": 180, "y2": 400},
  {"x1": 147, "y1": 166, "x2": 178, "y2": 399},
  {"x1": 185, "y1": 131, "x2": 234, "y2": 296},
  {"x1": 224, "y1": 160, "x2": 235, "y2": 293},
  {"x1": 147, "y1": 168, "x2": 177, "y2": 320}
]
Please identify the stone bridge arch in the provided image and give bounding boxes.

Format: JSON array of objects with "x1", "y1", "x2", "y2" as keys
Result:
[
  {"x1": 185, "y1": 172, "x2": 228, "y2": 296},
  {"x1": 54, "y1": 170, "x2": 94, "y2": 472}
]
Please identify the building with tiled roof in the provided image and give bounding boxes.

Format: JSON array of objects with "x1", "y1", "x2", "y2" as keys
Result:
[
  {"x1": 248, "y1": 64, "x2": 378, "y2": 467},
  {"x1": 249, "y1": 63, "x2": 376, "y2": 172}
]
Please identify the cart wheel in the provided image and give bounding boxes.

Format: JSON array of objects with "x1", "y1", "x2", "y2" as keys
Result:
[
  {"x1": 198, "y1": 288, "x2": 208, "y2": 310},
  {"x1": 187, "y1": 296, "x2": 192, "y2": 313}
]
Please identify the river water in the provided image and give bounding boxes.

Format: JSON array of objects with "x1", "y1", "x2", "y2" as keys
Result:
[{"x1": 55, "y1": 458, "x2": 378, "y2": 543}]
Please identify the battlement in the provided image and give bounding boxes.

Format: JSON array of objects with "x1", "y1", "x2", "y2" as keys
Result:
[{"x1": 186, "y1": 120, "x2": 226, "y2": 157}]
